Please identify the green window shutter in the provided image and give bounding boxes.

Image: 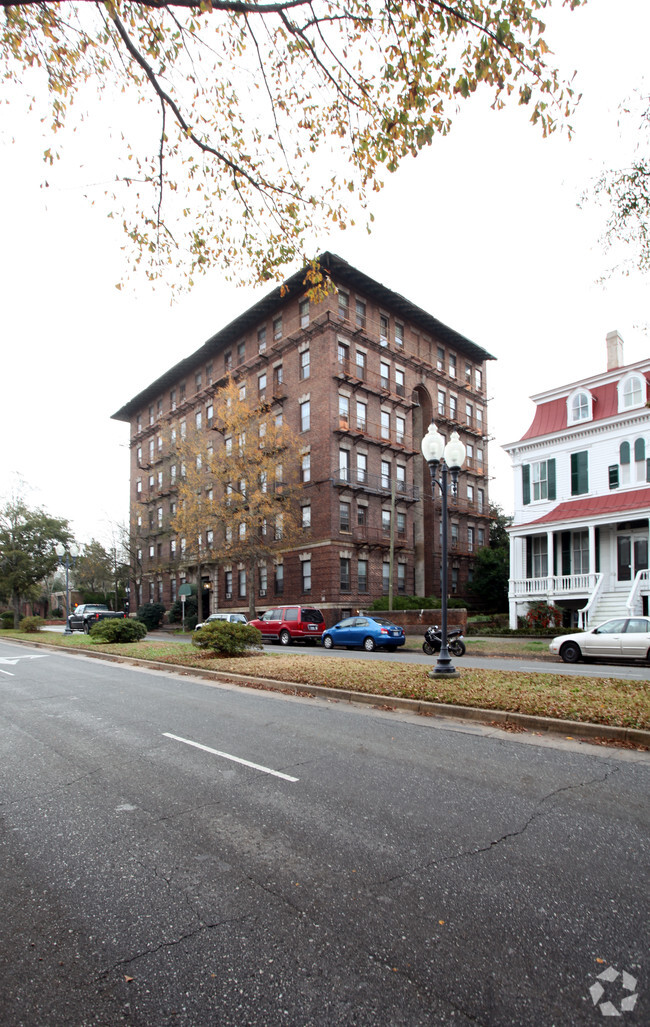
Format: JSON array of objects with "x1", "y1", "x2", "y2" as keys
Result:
[
  {"x1": 547, "y1": 458, "x2": 556, "y2": 501},
  {"x1": 525, "y1": 536, "x2": 532, "y2": 577},
  {"x1": 561, "y1": 532, "x2": 571, "y2": 575},
  {"x1": 620, "y1": 441, "x2": 630, "y2": 465},
  {"x1": 522, "y1": 464, "x2": 530, "y2": 505},
  {"x1": 571, "y1": 451, "x2": 588, "y2": 496},
  {"x1": 634, "y1": 437, "x2": 646, "y2": 462},
  {"x1": 609, "y1": 465, "x2": 619, "y2": 490}
]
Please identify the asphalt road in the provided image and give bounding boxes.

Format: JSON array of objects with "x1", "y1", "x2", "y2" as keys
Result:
[
  {"x1": 1, "y1": 638, "x2": 648, "y2": 1026},
  {"x1": 44, "y1": 626, "x2": 650, "y2": 681}
]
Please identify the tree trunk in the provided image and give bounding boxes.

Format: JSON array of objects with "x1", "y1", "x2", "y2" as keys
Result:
[
  {"x1": 248, "y1": 558, "x2": 256, "y2": 620},
  {"x1": 12, "y1": 591, "x2": 21, "y2": 629}
]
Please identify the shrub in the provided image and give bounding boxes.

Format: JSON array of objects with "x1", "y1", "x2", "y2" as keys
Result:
[
  {"x1": 169, "y1": 595, "x2": 198, "y2": 624},
  {"x1": 1, "y1": 611, "x2": 15, "y2": 629},
  {"x1": 89, "y1": 618, "x2": 147, "y2": 643},
  {"x1": 19, "y1": 616, "x2": 45, "y2": 633},
  {"x1": 192, "y1": 621, "x2": 263, "y2": 656},
  {"x1": 136, "y1": 602, "x2": 166, "y2": 630},
  {"x1": 524, "y1": 601, "x2": 563, "y2": 631}
]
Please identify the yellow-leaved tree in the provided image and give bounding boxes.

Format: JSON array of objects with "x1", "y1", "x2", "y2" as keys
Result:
[
  {"x1": 1, "y1": 1, "x2": 583, "y2": 289},
  {"x1": 170, "y1": 376, "x2": 303, "y2": 618}
]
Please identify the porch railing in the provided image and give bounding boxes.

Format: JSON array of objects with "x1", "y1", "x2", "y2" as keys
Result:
[
  {"x1": 626, "y1": 568, "x2": 650, "y2": 614},
  {"x1": 509, "y1": 572, "x2": 601, "y2": 599}
]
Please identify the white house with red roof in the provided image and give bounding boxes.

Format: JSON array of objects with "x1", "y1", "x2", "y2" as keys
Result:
[{"x1": 504, "y1": 331, "x2": 650, "y2": 629}]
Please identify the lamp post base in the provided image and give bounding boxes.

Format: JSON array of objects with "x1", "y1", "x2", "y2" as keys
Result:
[{"x1": 428, "y1": 667, "x2": 461, "y2": 679}]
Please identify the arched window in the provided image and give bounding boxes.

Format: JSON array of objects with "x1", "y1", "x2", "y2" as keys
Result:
[
  {"x1": 634, "y1": 438, "x2": 646, "y2": 462},
  {"x1": 572, "y1": 393, "x2": 589, "y2": 421},
  {"x1": 620, "y1": 441, "x2": 630, "y2": 464},
  {"x1": 619, "y1": 374, "x2": 645, "y2": 410}
]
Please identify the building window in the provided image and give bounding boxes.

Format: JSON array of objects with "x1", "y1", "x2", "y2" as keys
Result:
[
  {"x1": 572, "y1": 530, "x2": 589, "y2": 574},
  {"x1": 571, "y1": 451, "x2": 589, "y2": 496},
  {"x1": 356, "y1": 400, "x2": 367, "y2": 431},
  {"x1": 357, "y1": 504, "x2": 367, "y2": 527},
  {"x1": 609, "y1": 464, "x2": 619, "y2": 490},
  {"x1": 295, "y1": 556, "x2": 311, "y2": 595},
  {"x1": 634, "y1": 437, "x2": 646, "y2": 480},
  {"x1": 531, "y1": 536, "x2": 548, "y2": 578},
  {"x1": 571, "y1": 391, "x2": 590, "y2": 422},
  {"x1": 382, "y1": 561, "x2": 390, "y2": 593},
  {"x1": 224, "y1": 351, "x2": 232, "y2": 371},
  {"x1": 169, "y1": 388, "x2": 176, "y2": 412},
  {"x1": 238, "y1": 568, "x2": 246, "y2": 598},
  {"x1": 379, "y1": 314, "x2": 389, "y2": 346},
  {"x1": 381, "y1": 459, "x2": 391, "y2": 489},
  {"x1": 355, "y1": 298, "x2": 366, "y2": 329},
  {"x1": 337, "y1": 340, "x2": 349, "y2": 367},
  {"x1": 478, "y1": 488, "x2": 484, "y2": 512},
  {"x1": 237, "y1": 340, "x2": 246, "y2": 364},
  {"x1": 274, "y1": 563, "x2": 284, "y2": 595},
  {"x1": 381, "y1": 410, "x2": 390, "y2": 440},
  {"x1": 258, "y1": 372, "x2": 267, "y2": 395},
  {"x1": 355, "y1": 350, "x2": 366, "y2": 379},
  {"x1": 338, "y1": 290, "x2": 349, "y2": 320},
  {"x1": 467, "y1": 484, "x2": 474, "y2": 505},
  {"x1": 466, "y1": 402, "x2": 473, "y2": 426},
  {"x1": 195, "y1": 370, "x2": 202, "y2": 392},
  {"x1": 358, "y1": 558, "x2": 368, "y2": 592},
  {"x1": 273, "y1": 364, "x2": 284, "y2": 390},
  {"x1": 333, "y1": 556, "x2": 350, "y2": 593},
  {"x1": 620, "y1": 374, "x2": 644, "y2": 410},
  {"x1": 339, "y1": 393, "x2": 350, "y2": 427},
  {"x1": 395, "y1": 367, "x2": 405, "y2": 396},
  {"x1": 339, "y1": 448, "x2": 350, "y2": 482},
  {"x1": 273, "y1": 315, "x2": 283, "y2": 341},
  {"x1": 356, "y1": 452, "x2": 368, "y2": 484},
  {"x1": 382, "y1": 509, "x2": 391, "y2": 535},
  {"x1": 478, "y1": 527, "x2": 485, "y2": 547},
  {"x1": 397, "y1": 563, "x2": 406, "y2": 593},
  {"x1": 396, "y1": 464, "x2": 406, "y2": 492},
  {"x1": 475, "y1": 368, "x2": 482, "y2": 391},
  {"x1": 258, "y1": 326, "x2": 267, "y2": 353},
  {"x1": 396, "y1": 511, "x2": 406, "y2": 536},
  {"x1": 438, "y1": 390, "x2": 446, "y2": 417},
  {"x1": 302, "y1": 504, "x2": 311, "y2": 528},
  {"x1": 449, "y1": 394, "x2": 457, "y2": 420},
  {"x1": 224, "y1": 570, "x2": 233, "y2": 598},
  {"x1": 299, "y1": 298, "x2": 310, "y2": 328},
  {"x1": 395, "y1": 322, "x2": 404, "y2": 347},
  {"x1": 259, "y1": 565, "x2": 267, "y2": 595},
  {"x1": 467, "y1": 526, "x2": 475, "y2": 552},
  {"x1": 395, "y1": 415, "x2": 405, "y2": 444},
  {"x1": 195, "y1": 410, "x2": 202, "y2": 430},
  {"x1": 300, "y1": 348, "x2": 310, "y2": 380},
  {"x1": 448, "y1": 353, "x2": 456, "y2": 378},
  {"x1": 380, "y1": 360, "x2": 390, "y2": 390},
  {"x1": 451, "y1": 523, "x2": 459, "y2": 548},
  {"x1": 340, "y1": 502, "x2": 351, "y2": 532},
  {"x1": 522, "y1": 459, "x2": 556, "y2": 504},
  {"x1": 532, "y1": 461, "x2": 548, "y2": 501},
  {"x1": 437, "y1": 346, "x2": 445, "y2": 372},
  {"x1": 170, "y1": 578, "x2": 177, "y2": 602},
  {"x1": 300, "y1": 400, "x2": 311, "y2": 431},
  {"x1": 301, "y1": 452, "x2": 311, "y2": 482}
]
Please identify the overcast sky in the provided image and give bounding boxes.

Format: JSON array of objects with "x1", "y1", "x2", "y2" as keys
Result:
[{"x1": 1, "y1": 0, "x2": 648, "y2": 549}]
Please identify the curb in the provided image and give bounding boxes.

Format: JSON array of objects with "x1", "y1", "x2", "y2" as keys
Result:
[{"x1": 5, "y1": 635, "x2": 649, "y2": 748}]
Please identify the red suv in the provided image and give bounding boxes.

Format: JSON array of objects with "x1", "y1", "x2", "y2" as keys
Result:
[{"x1": 249, "y1": 606, "x2": 326, "y2": 646}]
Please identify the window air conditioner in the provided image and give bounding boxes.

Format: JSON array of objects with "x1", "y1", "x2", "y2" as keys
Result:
[
  {"x1": 225, "y1": 592, "x2": 232, "y2": 600},
  {"x1": 259, "y1": 589, "x2": 267, "y2": 597}
]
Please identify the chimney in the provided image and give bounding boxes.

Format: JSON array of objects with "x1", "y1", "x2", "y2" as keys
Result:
[{"x1": 606, "y1": 330, "x2": 624, "y2": 370}]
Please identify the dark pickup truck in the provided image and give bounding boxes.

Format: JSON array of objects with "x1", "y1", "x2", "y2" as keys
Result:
[{"x1": 67, "y1": 604, "x2": 125, "y2": 634}]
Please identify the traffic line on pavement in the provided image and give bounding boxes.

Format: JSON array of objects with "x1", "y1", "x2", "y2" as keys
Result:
[{"x1": 162, "y1": 732, "x2": 299, "y2": 782}]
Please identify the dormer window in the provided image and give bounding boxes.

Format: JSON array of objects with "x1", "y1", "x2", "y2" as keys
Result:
[
  {"x1": 618, "y1": 373, "x2": 646, "y2": 412},
  {"x1": 567, "y1": 389, "x2": 592, "y2": 424}
]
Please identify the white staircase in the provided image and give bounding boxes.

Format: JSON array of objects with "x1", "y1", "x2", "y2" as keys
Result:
[{"x1": 587, "y1": 591, "x2": 628, "y2": 626}]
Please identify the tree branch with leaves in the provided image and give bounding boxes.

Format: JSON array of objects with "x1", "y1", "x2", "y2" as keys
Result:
[{"x1": 1, "y1": 0, "x2": 583, "y2": 289}]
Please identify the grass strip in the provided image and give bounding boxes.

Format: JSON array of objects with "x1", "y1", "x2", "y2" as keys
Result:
[{"x1": 2, "y1": 630, "x2": 648, "y2": 730}]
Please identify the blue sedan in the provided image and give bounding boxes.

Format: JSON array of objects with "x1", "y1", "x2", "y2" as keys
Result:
[{"x1": 322, "y1": 615, "x2": 405, "y2": 652}]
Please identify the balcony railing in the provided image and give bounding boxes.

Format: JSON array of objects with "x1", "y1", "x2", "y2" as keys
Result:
[
  {"x1": 509, "y1": 573, "x2": 601, "y2": 599},
  {"x1": 331, "y1": 467, "x2": 419, "y2": 501}
]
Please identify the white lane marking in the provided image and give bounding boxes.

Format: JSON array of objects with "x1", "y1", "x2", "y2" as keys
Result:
[
  {"x1": 0, "y1": 669, "x2": 14, "y2": 676},
  {"x1": 163, "y1": 732, "x2": 299, "y2": 782},
  {"x1": 0, "y1": 655, "x2": 48, "y2": 666}
]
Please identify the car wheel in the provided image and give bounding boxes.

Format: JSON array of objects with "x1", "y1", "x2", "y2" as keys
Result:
[
  {"x1": 83, "y1": 623, "x2": 90, "y2": 635},
  {"x1": 323, "y1": 635, "x2": 334, "y2": 649},
  {"x1": 363, "y1": 636, "x2": 376, "y2": 652},
  {"x1": 279, "y1": 629, "x2": 292, "y2": 646},
  {"x1": 560, "y1": 641, "x2": 582, "y2": 664}
]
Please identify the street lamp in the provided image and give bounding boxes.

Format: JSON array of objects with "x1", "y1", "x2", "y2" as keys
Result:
[
  {"x1": 421, "y1": 423, "x2": 466, "y2": 678},
  {"x1": 55, "y1": 542, "x2": 80, "y2": 633}
]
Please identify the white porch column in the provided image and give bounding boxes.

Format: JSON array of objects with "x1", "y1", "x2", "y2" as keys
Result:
[
  {"x1": 546, "y1": 531, "x2": 554, "y2": 595},
  {"x1": 509, "y1": 534, "x2": 522, "y2": 629},
  {"x1": 588, "y1": 524, "x2": 596, "y2": 577}
]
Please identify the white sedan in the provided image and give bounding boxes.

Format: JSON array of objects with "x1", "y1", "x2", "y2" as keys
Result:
[{"x1": 549, "y1": 617, "x2": 650, "y2": 664}]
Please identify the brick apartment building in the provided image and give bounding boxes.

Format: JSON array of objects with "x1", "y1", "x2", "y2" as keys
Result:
[{"x1": 112, "y1": 253, "x2": 494, "y2": 622}]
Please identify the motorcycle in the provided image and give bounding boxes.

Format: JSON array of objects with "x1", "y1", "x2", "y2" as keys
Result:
[{"x1": 422, "y1": 624, "x2": 466, "y2": 658}]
